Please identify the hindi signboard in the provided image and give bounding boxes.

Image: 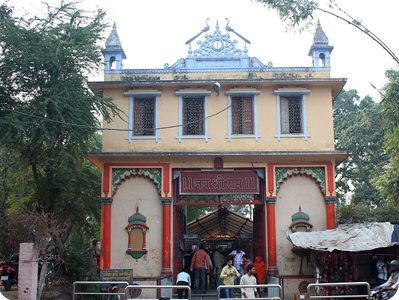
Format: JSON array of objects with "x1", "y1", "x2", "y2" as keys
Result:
[
  {"x1": 100, "y1": 269, "x2": 133, "y2": 284},
  {"x1": 179, "y1": 171, "x2": 259, "y2": 195}
]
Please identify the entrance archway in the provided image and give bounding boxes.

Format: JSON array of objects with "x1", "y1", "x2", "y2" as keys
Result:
[{"x1": 172, "y1": 169, "x2": 266, "y2": 283}]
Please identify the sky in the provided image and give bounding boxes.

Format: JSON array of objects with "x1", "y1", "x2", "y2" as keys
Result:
[{"x1": 5, "y1": 0, "x2": 399, "y2": 101}]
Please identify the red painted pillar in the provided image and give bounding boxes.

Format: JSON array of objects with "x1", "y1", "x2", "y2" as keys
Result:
[
  {"x1": 101, "y1": 198, "x2": 112, "y2": 269},
  {"x1": 266, "y1": 198, "x2": 278, "y2": 274},
  {"x1": 326, "y1": 198, "x2": 336, "y2": 229},
  {"x1": 326, "y1": 162, "x2": 336, "y2": 229},
  {"x1": 162, "y1": 199, "x2": 172, "y2": 274}
]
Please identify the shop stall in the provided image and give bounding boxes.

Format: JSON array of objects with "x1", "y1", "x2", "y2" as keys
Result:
[{"x1": 286, "y1": 222, "x2": 399, "y2": 296}]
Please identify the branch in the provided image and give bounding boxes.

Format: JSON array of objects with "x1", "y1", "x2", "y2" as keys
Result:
[
  {"x1": 351, "y1": 150, "x2": 374, "y2": 189},
  {"x1": 316, "y1": 7, "x2": 399, "y2": 65}
]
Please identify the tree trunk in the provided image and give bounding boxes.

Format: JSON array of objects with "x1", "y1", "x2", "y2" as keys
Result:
[
  {"x1": 37, "y1": 262, "x2": 48, "y2": 300},
  {"x1": 352, "y1": 150, "x2": 374, "y2": 189}
]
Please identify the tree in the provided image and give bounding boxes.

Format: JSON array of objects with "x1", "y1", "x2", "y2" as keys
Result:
[
  {"x1": 253, "y1": 0, "x2": 399, "y2": 64},
  {"x1": 333, "y1": 89, "x2": 388, "y2": 206},
  {"x1": 336, "y1": 203, "x2": 399, "y2": 224},
  {"x1": 376, "y1": 70, "x2": 399, "y2": 205},
  {"x1": 0, "y1": 1, "x2": 117, "y2": 253}
]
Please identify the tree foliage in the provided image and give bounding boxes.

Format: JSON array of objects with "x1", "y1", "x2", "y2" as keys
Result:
[
  {"x1": 0, "y1": 206, "x2": 59, "y2": 256},
  {"x1": 333, "y1": 89, "x2": 387, "y2": 206},
  {"x1": 336, "y1": 203, "x2": 399, "y2": 224},
  {"x1": 0, "y1": 1, "x2": 114, "y2": 254},
  {"x1": 255, "y1": 0, "x2": 319, "y2": 29},
  {"x1": 377, "y1": 70, "x2": 399, "y2": 205},
  {"x1": 253, "y1": 0, "x2": 399, "y2": 64}
]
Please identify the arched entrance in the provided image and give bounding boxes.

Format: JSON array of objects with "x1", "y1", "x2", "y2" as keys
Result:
[{"x1": 172, "y1": 168, "x2": 266, "y2": 283}]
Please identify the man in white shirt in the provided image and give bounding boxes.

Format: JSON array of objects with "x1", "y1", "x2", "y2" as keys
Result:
[
  {"x1": 230, "y1": 247, "x2": 245, "y2": 275},
  {"x1": 240, "y1": 264, "x2": 259, "y2": 299},
  {"x1": 176, "y1": 269, "x2": 191, "y2": 299},
  {"x1": 379, "y1": 260, "x2": 399, "y2": 299}
]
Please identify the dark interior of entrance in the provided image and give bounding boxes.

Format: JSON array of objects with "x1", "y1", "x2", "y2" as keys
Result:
[{"x1": 172, "y1": 172, "x2": 266, "y2": 283}]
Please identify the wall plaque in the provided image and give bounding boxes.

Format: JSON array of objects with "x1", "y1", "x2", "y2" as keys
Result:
[{"x1": 179, "y1": 171, "x2": 259, "y2": 195}]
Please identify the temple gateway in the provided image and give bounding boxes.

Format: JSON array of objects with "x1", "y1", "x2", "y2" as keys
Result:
[{"x1": 88, "y1": 19, "x2": 349, "y2": 299}]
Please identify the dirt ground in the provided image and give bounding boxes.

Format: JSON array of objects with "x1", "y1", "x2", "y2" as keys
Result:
[
  {"x1": 0, "y1": 285, "x2": 72, "y2": 300},
  {"x1": 0, "y1": 286, "x2": 18, "y2": 300}
]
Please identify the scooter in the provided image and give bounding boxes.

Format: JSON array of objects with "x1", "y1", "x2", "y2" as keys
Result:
[
  {"x1": 0, "y1": 254, "x2": 18, "y2": 291},
  {"x1": 371, "y1": 287, "x2": 389, "y2": 300}
]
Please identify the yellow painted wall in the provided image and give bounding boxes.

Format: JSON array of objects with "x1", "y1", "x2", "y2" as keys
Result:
[
  {"x1": 275, "y1": 176, "x2": 327, "y2": 276},
  {"x1": 104, "y1": 70, "x2": 331, "y2": 82},
  {"x1": 101, "y1": 83, "x2": 335, "y2": 153},
  {"x1": 111, "y1": 177, "x2": 163, "y2": 278}
]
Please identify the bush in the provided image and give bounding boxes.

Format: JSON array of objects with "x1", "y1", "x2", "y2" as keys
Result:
[
  {"x1": 63, "y1": 232, "x2": 97, "y2": 281},
  {"x1": 336, "y1": 203, "x2": 399, "y2": 224}
]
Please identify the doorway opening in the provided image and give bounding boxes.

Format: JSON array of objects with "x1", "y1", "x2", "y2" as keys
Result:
[{"x1": 172, "y1": 169, "x2": 266, "y2": 284}]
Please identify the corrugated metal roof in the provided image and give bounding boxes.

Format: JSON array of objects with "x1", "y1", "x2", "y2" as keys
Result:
[{"x1": 187, "y1": 207, "x2": 253, "y2": 239}]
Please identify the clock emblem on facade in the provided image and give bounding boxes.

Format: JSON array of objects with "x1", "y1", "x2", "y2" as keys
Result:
[{"x1": 212, "y1": 37, "x2": 224, "y2": 52}]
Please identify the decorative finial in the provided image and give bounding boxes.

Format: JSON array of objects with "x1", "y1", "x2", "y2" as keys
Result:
[
  {"x1": 317, "y1": 19, "x2": 321, "y2": 27},
  {"x1": 185, "y1": 18, "x2": 210, "y2": 45},
  {"x1": 188, "y1": 43, "x2": 193, "y2": 56},
  {"x1": 299, "y1": 205, "x2": 302, "y2": 211},
  {"x1": 113, "y1": 22, "x2": 117, "y2": 29},
  {"x1": 224, "y1": 18, "x2": 251, "y2": 44},
  {"x1": 216, "y1": 20, "x2": 219, "y2": 30}
]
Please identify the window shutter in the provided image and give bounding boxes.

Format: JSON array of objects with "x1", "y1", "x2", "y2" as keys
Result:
[
  {"x1": 183, "y1": 98, "x2": 204, "y2": 135},
  {"x1": 134, "y1": 98, "x2": 155, "y2": 136},
  {"x1": 133, "y1": 99, "x2": 144, "y2": 135},
  {"x1": 280, "y1": 97, "x2": 290, "y2": 134},
  {"x1": 232, "y1": 98, "x2": 241, "y2": 134},
  {"x1": 288, "y1": 97, "x2": 302, "y2": 133},
  {"x1": 232, "y1": 97, "x2": 254, "y2": 134},
  {"x1": 242, "y1": 97, "x2": 254, "y2": 134}
]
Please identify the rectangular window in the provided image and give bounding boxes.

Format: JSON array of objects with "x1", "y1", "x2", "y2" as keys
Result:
[
  {"x1": 280, "y1": 96, "x2": 302, "y2": 134},
  {"x1": 183, "y1": 97, "x2": 204, "y2": 135},
  {"x1": 133, "y1": 98, "x2": 155, "y2": 136},
  {"x1": 124, "y1": 91, "x2": 161, "y2": 143},
  {"x1": 232, "y1": 96, "x2": 254, "y2": 134},
  {"x1": 274, "y1": 89, "x2": 310, "y2": 141}
]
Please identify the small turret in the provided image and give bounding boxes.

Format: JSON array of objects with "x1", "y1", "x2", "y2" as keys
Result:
[
  {"x1": 308, "y1": 20, "x2": 334, "y2": 68},
  {"x1": 103, "y1": 23, "x2": 126, "y2": 70}
]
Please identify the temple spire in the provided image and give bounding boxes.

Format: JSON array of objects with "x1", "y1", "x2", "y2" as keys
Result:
[
  {"x1": 308, "y1": 20, "x2": 334, "y2": 68},
  {"x1": 103, "y1": 22, "x2": 126, "y2": 71}
]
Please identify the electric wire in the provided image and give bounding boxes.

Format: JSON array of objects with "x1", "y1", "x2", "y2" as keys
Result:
[{"x1": 0, "y1": 105, "x2": 231, "y2": 132}]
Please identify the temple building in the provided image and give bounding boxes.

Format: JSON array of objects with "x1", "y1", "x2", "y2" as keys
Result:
[{"x1": 88, "y1": 19, "x2": 349, "y2": 299}]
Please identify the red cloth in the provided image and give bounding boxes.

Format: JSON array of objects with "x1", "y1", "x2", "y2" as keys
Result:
[
  {"x1": 254, "y1": 257, "x2": 267, "y2": 284},
  {"x1": 190, "y1": 249, "x2": 210, "y2": 269},
  {"x1": 242, "y1": 258, "x2": 253, "y2": 273}
]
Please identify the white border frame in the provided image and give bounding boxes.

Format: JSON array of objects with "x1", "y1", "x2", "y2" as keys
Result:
[
  {"x1": 175, "y1": 91, "x2": 212, "y2": 142},
  {"x1": 225, "y1": 90, "x2": 261, "y2": 142},
  {"x1": 274, "y1": 90, "x2": 311, "y2": 141},
  {"x1": 124, "y1": 91, "x2": 162, "y2": 143}
]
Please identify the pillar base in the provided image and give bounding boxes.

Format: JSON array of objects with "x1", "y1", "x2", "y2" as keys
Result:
[{"x1": 267, "y1": 268, "x2": 279, "y2": 275}]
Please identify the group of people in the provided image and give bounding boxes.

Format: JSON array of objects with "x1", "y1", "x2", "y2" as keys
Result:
[
  {"x1": 176, "y1": 245, "x2": 267, "y2": 299},
  {"x1": 375, "y1": 257, "x2": 399, "y2": 299}
]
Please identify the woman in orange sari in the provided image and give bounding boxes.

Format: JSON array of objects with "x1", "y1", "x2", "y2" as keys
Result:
[{"x1": 254, "y1": 257, "x2": 267, "y2": 297}]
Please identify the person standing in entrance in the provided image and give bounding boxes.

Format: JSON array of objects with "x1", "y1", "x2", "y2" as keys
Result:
[
  {"x1": 376, "y1": 255, "x2": 388, "y2": 286},
  {"x1": 190, "y1": 245, "x2": 210, "y2": 294},
  {"x1": 176, "y1": 268, "x2": 191, "y2": 299},
  {"x1": 230, "y1": 246, "x2": 245, "y2": 276},
  {"x1": 214, "y1": 247, "x2": 226, "y2": 279},
  {"x1": 240, "y1": 264, "x2": 259, "y2": 299},
  {"x1": 241, "y1": 255, "x2": 253, "y2": 277},
  {"x1": 254, "y1": 257, "x2": 267, "y2": 297},
  {"x1": 220, "y1": 256, "x2": 241, "y2": 298}
]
